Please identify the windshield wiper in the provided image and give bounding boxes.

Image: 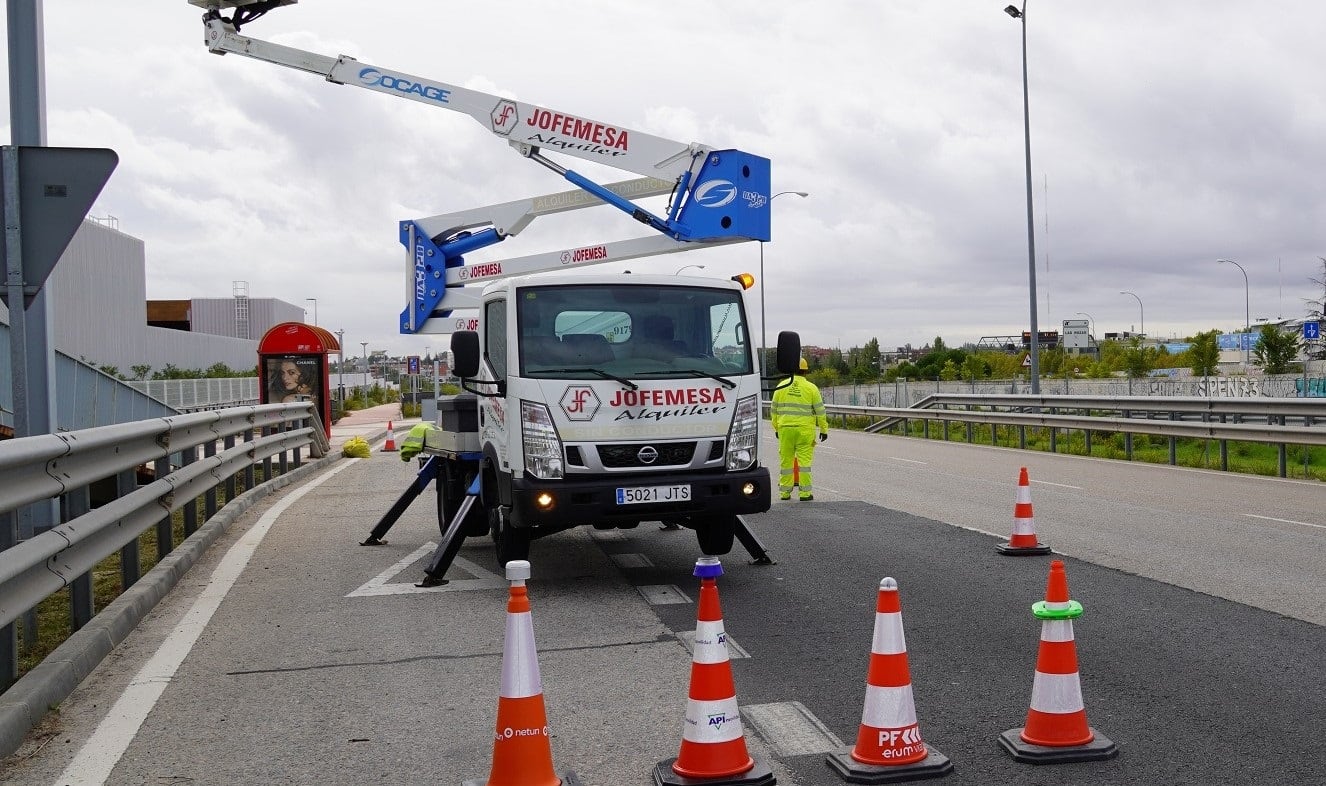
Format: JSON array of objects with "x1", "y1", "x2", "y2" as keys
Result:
[
  {"x1": 635, "y1": 369, "x2": 738, "y2": 389},
  {"x1": 538, "y1": 367, "x2": 639, "y2": 390}
]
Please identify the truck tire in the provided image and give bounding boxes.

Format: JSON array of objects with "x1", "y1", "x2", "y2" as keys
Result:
[
  {"x1": 490, "y1": 506, "x2": 530, "y2": 566},
  {"x1": 694, "y1": 514, "x2": 736, "y2": 556},
  {"x1": 439, "y1": 462, "x2": 487, "y2": 537}
]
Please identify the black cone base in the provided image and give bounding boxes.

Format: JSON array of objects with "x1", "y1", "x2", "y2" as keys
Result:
[
  {"x1": 998, "y1": 728, "x2": 1119, "y2": 764},
  {"x1": 995, "y1": 541, "x2": 1051, "y2": 555},
  {"x1": 825, "y1": 746, "x2": 953, "y2": 783},
  {"x1": 654, "y1": 757, "x2": 776, "y2": 786}
]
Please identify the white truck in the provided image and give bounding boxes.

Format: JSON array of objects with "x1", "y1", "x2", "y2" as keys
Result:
[{"x1": 190, "y1": 1, "x2": 803, "y2": 565}]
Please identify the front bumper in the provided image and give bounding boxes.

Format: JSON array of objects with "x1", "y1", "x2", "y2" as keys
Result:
[{"x1": 508, "y1": 467, "x2": 771, "y2": 529}]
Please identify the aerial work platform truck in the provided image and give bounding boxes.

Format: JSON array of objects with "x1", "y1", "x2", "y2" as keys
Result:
[{"x1": 189, "y1": 0, "x2": 803, "y2": 566}]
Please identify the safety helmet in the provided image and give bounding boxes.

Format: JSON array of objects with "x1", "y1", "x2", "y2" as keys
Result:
[{"x1": 799, "y1": 357, "x2": 809, "y2": 371}]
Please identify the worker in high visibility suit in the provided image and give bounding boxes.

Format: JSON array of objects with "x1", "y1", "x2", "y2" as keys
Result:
[{"x1": 770, "y1": 357, "x2": 829, "y2": 501}]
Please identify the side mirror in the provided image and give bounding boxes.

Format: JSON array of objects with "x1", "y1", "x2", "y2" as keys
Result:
[
  {"x1": 450, "y1": 331, "x2": 480, "y2": 378},
  {"x1": 776, "y1": 331, "x2": 802, "y2": 375}
]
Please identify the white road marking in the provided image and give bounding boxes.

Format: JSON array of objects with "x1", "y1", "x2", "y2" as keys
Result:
[
  {"x1": 1031, "y1": 479, "x2": 1083, "y2": 489},
  {"x1": 55, "y1": 461, "x2": 355, "y2": 786},
  {"x1": 889, "y1": 456, "x2": 927, "y2": 465},
  {"x1": 346, "y1": 546, "x2": 505, "y2": 596},
  {"x1": 1243, "y1": 513, "x2": 1325, "y2": 530}
]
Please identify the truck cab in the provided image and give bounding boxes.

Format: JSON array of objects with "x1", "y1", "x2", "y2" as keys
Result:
[{"x1": 448, "y1": 271, "x2": 773, "y2": 563}]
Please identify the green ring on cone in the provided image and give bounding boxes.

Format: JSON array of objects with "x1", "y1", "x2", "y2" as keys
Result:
[{"x1": 1032, "y1": 599, "x2": 1083, "y2": 620}]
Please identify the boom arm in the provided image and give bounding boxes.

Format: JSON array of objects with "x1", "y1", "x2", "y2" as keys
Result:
[{"x1": 190, "y1": 1, "x2": 772, "y2": 333}]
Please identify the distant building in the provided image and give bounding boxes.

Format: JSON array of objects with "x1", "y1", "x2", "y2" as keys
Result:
[{"x1": 1, "y1": 220, "x2": 305, "y2": 373}]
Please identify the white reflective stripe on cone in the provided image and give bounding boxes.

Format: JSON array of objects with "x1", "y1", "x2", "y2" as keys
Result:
[
  {"x1": 860, "y1": 684, "x2": 919, "y2": 729},
  {"x1": 1017, "y1": 486, "x2": 1032, "y2": 503},
  {"x1": 871, "y1": 611, "x2": 906, "y2": 655},
  {"x1": 1040, "y1": 619, "x2": 1075, "y2": 643},
  {"x1": 681, "y1": 696, "x2": 744, "y2": 743},
  {"x1": 501, "y1": 611, "x2": 542, "y2": 699},
  {"x1": 693, "y1": 619, "x2": 730, "y2": 664},
  {"x1": 1012, "y1": 518, "x2": 1035, "y2": 535},
  {"x1": 1028, "y1": 671, "x2": 1086, "y2": 714}
]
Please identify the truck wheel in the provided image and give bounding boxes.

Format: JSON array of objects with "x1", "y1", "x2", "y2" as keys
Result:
[
  {"x1": 490, "y1": 506, "x2": 530, "y2": 566},
  {"x1": 694, "y1": 514, "x2": 736, "y2": 556},
  {"x1": 439, "y1": 465, "x2": 488, "y2": 538}
]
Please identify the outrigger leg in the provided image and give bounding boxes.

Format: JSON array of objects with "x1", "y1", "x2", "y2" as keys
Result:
[
  {"x1": 735, "y1": 515, "x2": 775, "y2": 565},
  {"x1": 360, "y1": 455, "x2": 442, "y2": 546},
  {"x1": 416, "y1": 475, "x2": 482, "y2": 588}
]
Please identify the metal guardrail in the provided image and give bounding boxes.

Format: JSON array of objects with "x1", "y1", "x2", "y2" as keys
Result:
[
  {"x1": 0, "y1": 403, "x2": 330, "y2": 682},
  {"x1": 805, "y1": 394, "x2": 1326, "y2": 476}
]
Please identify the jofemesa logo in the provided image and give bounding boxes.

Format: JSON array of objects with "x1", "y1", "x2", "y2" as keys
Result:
[
  {"x1": 358, "y1": 68, "x2": 451, "y2": 104},
  {"x1": 693, "y1": 179, "x2": 737, "y2": 208}
]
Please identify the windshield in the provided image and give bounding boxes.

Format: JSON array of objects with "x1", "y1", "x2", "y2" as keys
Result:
[{"x1": 517, "y1": 283, "x2": 753, "y2": 380}]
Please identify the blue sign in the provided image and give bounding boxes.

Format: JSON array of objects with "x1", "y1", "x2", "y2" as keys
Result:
[
  {"x1": 1304, "y1": 321, "x2": 1320, "y2": 340},
  {"x1": 407, "y1": 356, "x2": 420, "y2": 375}
]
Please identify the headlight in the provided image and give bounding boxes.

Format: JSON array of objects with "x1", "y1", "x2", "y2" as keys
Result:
[
  {"x1": 726, "y1": 395, "x2": 759, "y2": 471},
  {"x1": 521, "y1": 400, "x2": 564, "y2": 479}
]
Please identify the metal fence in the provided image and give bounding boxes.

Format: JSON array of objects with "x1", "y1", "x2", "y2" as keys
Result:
[{"x1": 0, "y1": 402, "x2": 331, "y2": 754}]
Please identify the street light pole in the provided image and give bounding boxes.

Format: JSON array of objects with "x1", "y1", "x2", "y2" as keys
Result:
[
  {"x1": 360, "y1": 341, "x2": 368, "y2": 393},
  {"x1": 334, "y1": 329, "x2": 345, "y2": 405},
  {"x1": 1006, "y1": 2, "x2": 1040, "y2": 394},
  {"x1": 305, "y1": 297, "x2": 318, "y2": 325},
  {"x1": 1217, "y1": 259, "x2": 1250, "y2": 365},
  {"x1": 759, "y1": 190, "x2": 809, "y2": 376},
  {"x1": 1075, "y1": 311, "x2": 1096, "y2": 357},
  {"x1": 1120, "y1": 291, "x2": 1144, "y2": 339}
]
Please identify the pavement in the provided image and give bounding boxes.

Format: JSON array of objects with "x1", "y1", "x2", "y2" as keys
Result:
[{"x1": 328, "y1": 402, "x2": 422, "y2": 453}]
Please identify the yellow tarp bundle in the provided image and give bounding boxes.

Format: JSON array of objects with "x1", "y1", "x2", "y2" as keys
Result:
[{"x1": 342, "y1": 436, "x2": 372, "y2": 458}]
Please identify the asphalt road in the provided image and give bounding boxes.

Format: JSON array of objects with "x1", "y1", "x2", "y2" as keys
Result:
[{"x1": 1, "y1": 429, "x2": 1322, "y2": 785}]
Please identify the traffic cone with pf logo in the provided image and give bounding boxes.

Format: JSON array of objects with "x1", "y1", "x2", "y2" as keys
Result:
[
  {"x1": 826, "y1": 577, "x2": 952, "y2": 784},
  {"x1": 383, "y1": 420, "x2": 398, "y2": 452},
  {"x1": 998, "y1": 560, "x2": 1117, "y2": 764},
  {"x1": 463, "y1": 560, "x2": 580, "y2": 786},
  {"x1": 996, "y1": 467, "x2": 1050, "y2": 555},
  {"x1": 655, "y1": 557, "x2": 775, "y2": 786}
]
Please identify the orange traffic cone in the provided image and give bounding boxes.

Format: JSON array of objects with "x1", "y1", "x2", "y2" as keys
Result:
[
  {"x1": 996, "y1": 467, "x2": 1050, "y2": 555},
  {"x1": 655, "y1": 557, "x2": 774, "y2": 786},
  {"x1": 383, "y1": 421, "x2": 397, "y2": 452},
  {"x1": 998, "y1": 560, "x2": 1117, "y2": 764},
  {"x1": 467, "y1": 560, "x2": 578, "y2": 786},
  {"x1": 827, "y1": 577, "x2": 952, "y2": 783},
  {"x1": 793, "y1": 458, "x2": 800, "y2": 489}
]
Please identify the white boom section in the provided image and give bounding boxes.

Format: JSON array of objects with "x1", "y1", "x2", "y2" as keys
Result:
[
  {"x1": 199, "y1": 16, "x2": 712, "y2": 183},
  {"x1": 404, "y1": 177, "x2": 741, "y2": 335}
]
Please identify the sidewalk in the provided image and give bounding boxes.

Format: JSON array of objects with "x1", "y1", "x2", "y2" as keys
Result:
[{"x1": 328, "y1": 402, "x2": 422, "y2": 453}]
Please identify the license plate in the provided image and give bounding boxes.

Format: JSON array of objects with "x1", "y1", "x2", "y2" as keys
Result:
[{"x1": 616, "y1": 484, "x2": 691, "y2": 505}]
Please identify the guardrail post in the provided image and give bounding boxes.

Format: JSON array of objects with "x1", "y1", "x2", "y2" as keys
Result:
[
  {"x1": 1169, "y1": 412, "x2": 1178, "y2": 465},
  {"x1": 182, "y1": 446, "x2": 199, "y2": 537},
  {"x1": 1278, "y1": 415, "x2": 1288, "y2": 478},
  {"x1": 204, "y1": 439, "x2": 219, "y2": 519},
  {"x1": 117, "y1": 469, "x2": 141, "y2": 588},
  {"x1": 1019, "y1": 425, "x2": 1026, "y2": 450},
  {"x1": 154, "y1": 455, "x2": 173, "y2": 562},
  {"x1": 244, "y1": 427, "x2": 257, "y2": 490},
  {"x1": 63, "y1": 487, "x2": 95, "y2": 632},
  {"x1": 224, "y1": 434, "x2": 238, "y2": 500},
  {"x1": 262, "y1": 425, "x2": 274, "y2": 483},
  {"x1": 1, "y1": 510, "x2": 16, "y2": 690}
]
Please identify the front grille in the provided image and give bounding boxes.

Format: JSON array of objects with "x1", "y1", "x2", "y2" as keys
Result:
[{"x1": 598, "y1": 441, "x2": 697, "y2": 468}]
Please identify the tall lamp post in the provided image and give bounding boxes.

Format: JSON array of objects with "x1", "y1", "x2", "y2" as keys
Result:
[
  {"x1": 1006, "y1": 2, "x2": 1040, "y2": 394},
  {"x1": 1075, "y1": 311, "x2": 1096, "y2": 357},
  {"x1": 1120, "y1": 291, "x2": 1144, "y2": 339},
  {"x1": 334, "y1": 329, "x2": 345, "y2": 406},
  {"x1": 1217, "y1": 258, "x2": 1250, "y2": 365},
  {"x1": 305, "y1": 297, "x2": 318, "y2": 325},
  {"x1": 360, "y1": 341, "x2": 368, "y2": 393},
  {"x1": 759, "y1": 190, "x2": 809, "y2": 375}
]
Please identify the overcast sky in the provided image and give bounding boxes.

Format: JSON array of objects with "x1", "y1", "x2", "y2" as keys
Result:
[{"x1": 5, "y1": 1, "x2": 1325, "y2": 358}]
